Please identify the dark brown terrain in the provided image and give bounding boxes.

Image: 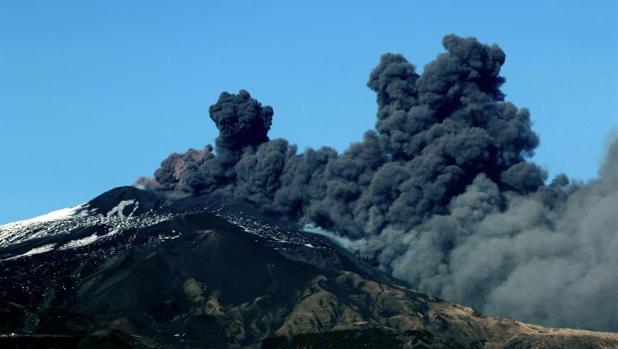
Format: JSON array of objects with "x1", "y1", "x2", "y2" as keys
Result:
[{"x1": 1, "y1": 187, "x2": 617, "y2": 348}]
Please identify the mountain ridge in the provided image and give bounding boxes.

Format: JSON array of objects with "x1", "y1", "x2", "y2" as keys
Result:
[{"x1": 1, "y1": 186, "x2": 617, "y2": 348}]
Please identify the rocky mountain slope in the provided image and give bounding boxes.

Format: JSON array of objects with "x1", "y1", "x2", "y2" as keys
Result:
[{"x1": 1, "y1": 186, "x2": 617, "y2": 348}]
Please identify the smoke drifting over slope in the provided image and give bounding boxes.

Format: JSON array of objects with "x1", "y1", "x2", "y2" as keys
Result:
[
  {"x1": 342, "y1": 140, "x2": 618, "y2": 330},
  {"x1": 146, "y1": 35, "x2": 618, "y2": 331}
]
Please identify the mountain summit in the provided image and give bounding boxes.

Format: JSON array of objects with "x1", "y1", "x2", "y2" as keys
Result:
[{"x1": 1, "y1": 186, "x2": 617, "y2": 348}]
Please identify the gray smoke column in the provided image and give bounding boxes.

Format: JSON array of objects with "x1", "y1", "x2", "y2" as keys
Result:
[
  {"x1": 309, "y1": 35, "x2": 544, "y2": 237},
  {"x1": 366, "y1": 139, "x2": 618, "y2": 330},
  {"x1": 147, "y1": 35, "x2": 618, "y2": 331}
]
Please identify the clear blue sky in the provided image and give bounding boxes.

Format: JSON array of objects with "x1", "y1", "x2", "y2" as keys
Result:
[{"x1": 1, "y1": 1, "x2": 617, "y2": 224}]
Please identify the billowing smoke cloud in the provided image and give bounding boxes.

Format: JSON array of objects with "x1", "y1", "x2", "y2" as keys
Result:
[
  {"x1": 146, "y1": 35, "x2": 618, "y2": 331},
  {"x1": 209, "y1": 90, "x2": 273, "y2": 164},
  {"x1": 354, "y1": 143, "x2": 618, "y2": 330}
]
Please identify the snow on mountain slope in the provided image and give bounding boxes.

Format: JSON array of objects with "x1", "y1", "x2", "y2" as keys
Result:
[
  {"x1": 0, "y1": 205, "x2": 84, "y2": 230},
  {"x1": 0, "y1": 205, "x2": 86, "y2": 247},
  {"x1": 0, "y1": 190, "x2": 173, "y2": 258},
  {"x1": 0, "y1": 187, "x2": 330, "y2": 263}
]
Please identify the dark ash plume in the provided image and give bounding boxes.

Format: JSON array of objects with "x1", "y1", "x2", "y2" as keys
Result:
[
  {"x1": 209, "y1": 90, "x2": 273, "y2": 164},
  {"x1": 362, "y1": 139, "x2": 618, "y2": 330},
  {"x1": 145, "y1": 35, "x2": 618, "y2": 331}
]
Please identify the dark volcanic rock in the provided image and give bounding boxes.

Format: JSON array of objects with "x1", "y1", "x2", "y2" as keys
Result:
[
  {"x1": 0, "y1": 187, "x2": 617, "y2": 348},
  {"x1": 83, "y1": 186, "x2": 169, "y2": 217}
]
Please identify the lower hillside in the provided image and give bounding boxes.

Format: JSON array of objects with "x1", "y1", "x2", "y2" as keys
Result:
[{"x1": 0, "y1": 187, "x2": 617, "y2": 348}]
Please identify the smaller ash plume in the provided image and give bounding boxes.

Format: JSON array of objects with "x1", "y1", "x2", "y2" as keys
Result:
[
  {"x1": 144, "y1": 35, "x2": 618, "y2": 331},
  {"x1": 209, "y1": 90, "x2": 273, "y2": 164}
]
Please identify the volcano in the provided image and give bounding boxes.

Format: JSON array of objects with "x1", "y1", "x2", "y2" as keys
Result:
[{"x1": 0, "y1": 186, "x2": 616, "y2": 348}]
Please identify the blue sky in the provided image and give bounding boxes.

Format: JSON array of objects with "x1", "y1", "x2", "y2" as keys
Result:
[{"x1": 1, "y1": 1, "x2": 616, "y2": 224}]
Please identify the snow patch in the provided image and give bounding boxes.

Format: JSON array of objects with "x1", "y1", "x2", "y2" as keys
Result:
[
  {"x1": 107, "y1": 200, "x2": 138, "y2": 218},
  {"x1": 106, "y1": 228, "x2": 120, "y2": 237},
  {"x1": 59, "y1": 234, "x2": 99, "y2": 249},
  {"x1": 4, "y1": 244, "x2": 56, "y2": 260}
]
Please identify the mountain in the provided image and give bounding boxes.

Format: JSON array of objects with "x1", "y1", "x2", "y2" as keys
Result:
[{"x1": 1, "y1": 186, "x2": 617, "y2": 348}]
